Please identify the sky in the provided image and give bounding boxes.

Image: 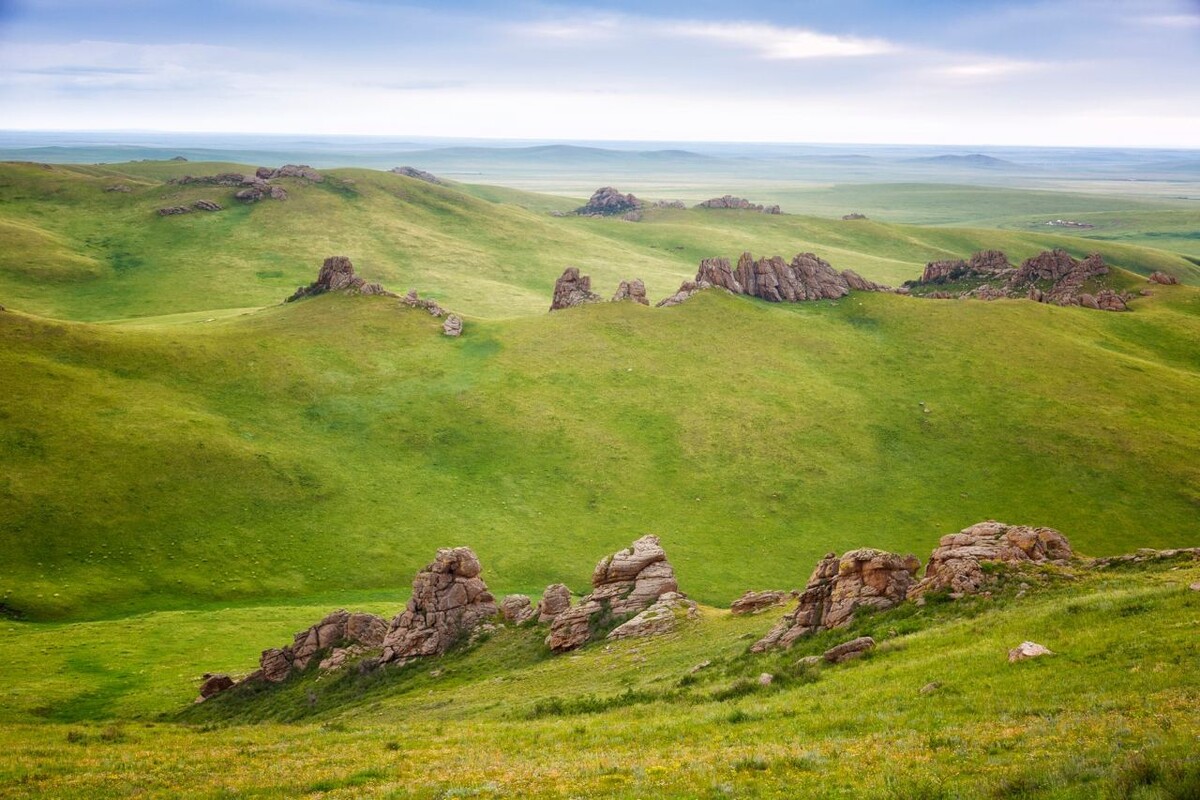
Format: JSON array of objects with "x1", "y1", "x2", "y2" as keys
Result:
[{"x1": 0, "y1": 0, "x2": 1198, "y2": 146}]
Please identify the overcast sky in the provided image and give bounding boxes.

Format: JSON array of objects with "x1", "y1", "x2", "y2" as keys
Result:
[{"x1": 1, "y1": 0, "x2": 1198, "y2": 146}]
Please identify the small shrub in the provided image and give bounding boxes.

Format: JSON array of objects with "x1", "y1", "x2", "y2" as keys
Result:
[{"x1": 732, "y1": 756, "x2": 768, "y2": 772}]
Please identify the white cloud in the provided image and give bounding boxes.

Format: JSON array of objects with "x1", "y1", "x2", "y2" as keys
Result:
[
  {"x1": 933, "y1": 59, "x2": 1047, "y2": 80},
  {"x1": 663, "y1": 21, "x2": 898, "y2": 60}
]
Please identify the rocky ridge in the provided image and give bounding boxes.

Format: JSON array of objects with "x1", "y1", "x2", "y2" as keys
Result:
[
  {"x1": 696, "y1": 195, "x2": 781, "y2": 214},
  {"x1": 390, "y1": 166, "x2": 443, "y2": 185},
  {"x1": 286, "y1": 256, "x2": 395, "y2": 302},
  {"x1": 549, "y1": 267, "x2": 603, "y2": 311},
  {"x1": 575, "y1": 187, "x2": 642, "y2": 216}
]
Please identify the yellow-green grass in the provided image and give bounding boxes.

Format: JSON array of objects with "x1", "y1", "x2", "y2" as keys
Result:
[
  {"x1": 1, "y1": 162, "x2": 1196, "y2": 323},
  {"x1": 0, "y1": 559, "x2": 1195, "y2": 798},
  {"x1": 2, "y1": 282, "x2": 1198, "y2": 621}
]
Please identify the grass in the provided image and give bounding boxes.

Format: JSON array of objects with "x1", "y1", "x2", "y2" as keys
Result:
[{"x1": 0, "y1": 557, "x2": 1194, "y2": 797}]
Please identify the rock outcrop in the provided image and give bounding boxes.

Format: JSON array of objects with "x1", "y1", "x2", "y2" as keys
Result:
[
  {"x1": 261, "y1": 164, "x2": 324, "y2": 182},
  {"x1": 536, "y1": 583, "x2": 572, "y2": 623},
  {"x1": 919, "y1": 250, "x2": 1013, "y2": 284},
  {"x1": 501, "y1": 594, "x2": 536, "y2": 625},
  {"x1": 196, "y1": 674, "x2": 234, "y2": 703},
  {"x1": 730, "y1": 590, "x2": 793, "y2": 615},
  {"x1": 655, "y1": 280, "x2": 709, "y2": 308},
  {"x1": 546, "y1": 535, "x2": 679, "y2": 652},
  {"x1": 549, "y1": 267, "x2": 602, "y2": 311},
  {"x1": 1148, "y1": 271, "x2": 1179, "y2": 285},
  {"x1": 380, "y1": 547, "x2": 498, "y2": 663},
  {"x1": 1008, "y1": 641, "x2": 1053, "y2": 662},
  {"x1": 401, "y1": 289, "x2": 445, "y2": 317},
  {"x1": 751, "y1": 549, "x2": 919, "y2": 652},
  {"x1": 738, "y1": 252, "x2": 850, "y2": 302},
  {"x1": 695, "y1": 195, "x2": 780, "y2": 213},
  {"x1": 390, "y1": 166, "x2": 442, "y2": 184},
  {"x1": 576, "y1": 187, "x2": 642, "y2": 216},
  {"x1": 287, "y1": 256, "x2": 395, "y2": 302},
  {"x1": 157, "y1": 206, "x2": 191, "y2": 216},
  {"x1": 908, "y1": 521, "x2": 1072, "y2": 600},
  {"x1": 236, "y1": 609, "x2": 388, "y2": 688},
  {"x1": 842, "y1": 213, "x2": 867, "y2": 220},
  {"x1": 612, "y1": 279, "x2": 649, "y2": 305},
  {"x1": 442, "y1": 314, "x2": 463, "y2": 336},
  {"x1": 1089, "y1": 547, "x2": 1199, "y2": 569},
  {"x1": 193, "y1": 200, "x2": 222, "y2": 212},
  {"x1": 607, "y1": 592, "x2": 697, "y2": 640},
  {"x1": 823, "y1": 636, "x2": 875, "y2": 664},
  {"x1": 841, "y1": 269, "x2": 891, "y2": 292}
]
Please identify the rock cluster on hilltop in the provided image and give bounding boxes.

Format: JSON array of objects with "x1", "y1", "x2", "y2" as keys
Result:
[
  {"x1": 380, "y1": 547, "x2": 499, "y2": 663},
  {"x1": 842, "y1": 213, "x2": 868, "y2": 220},
  {"x1": 907, "y1": 249, "x2": 1131, "y2": 311},
  {"x1": 1148, "y1": 271, "x2": 1179, "y2": 285},
  {"x1": 907, "y1": 521, "x2": 1072, "y2": 600},
  {"x1": 168, "y1": 165, "x2": 321, "y2": 205},
  {"x1": 696, "y1": 195, "x2": 781, "y2": 214},
  {"x1": 401, "y1": 289, "x2": 445, "y2": 317},
  {"x1": 751, "y1": 549, "x2": 920, "y2": 652},
  {"x1": 256, "y1": 164, "x2": 324, "y2": 182},
  {"x1": 156, "y1": 200, "x2": 225, "y2": 216},
  {"x1": 546, "y1": 535, "x2": 682, "y2": 652},
  {"x1": 442, "y1": 314, "x2": 463, "y2": 336},
  {"x1": 390, "y1": 166, "x2": 443, "y2": 185},
  {"x1": 549, "y1": 267, "x2": 603, "y2": 310},
  {"x1": 286, "y1": 256, "x2": 396, "y2": 302},
  {"x1": 612, "y1": 279, "x2": 649, "y2": 305},
  {"x1": 662, "y1": 251, "x2": 871, "y2": 307},
  {"x1": 575, "y1": 187, "x2": 642, "y2": 216},
  {"x1": 536, "y1": 583, "x2": 572, "y2": 622}
]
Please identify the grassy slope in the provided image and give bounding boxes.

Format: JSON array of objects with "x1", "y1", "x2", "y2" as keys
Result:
[
  {"x1": 1, "y1": 162, "x2": 1196, "y2": 324},
  {"x1": 0, "y1": 558, "x2": 1195, "y2": 798},
  {"x1": 3, "y1": 283, "x2": 1198, "y2": 620}
]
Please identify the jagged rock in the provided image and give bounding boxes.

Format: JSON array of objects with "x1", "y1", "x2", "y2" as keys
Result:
[
  {"x1": 655, "y1": 279, "x2": 710, "y2": 308},
  {"x1": 1008, "y1": 641, "x2": 1053, "y2": 662},
  {"x1": 612, "y1": 279, "x2": 649, "y2": 305},
  {"x1": 260, "y1": 647, "x2": 293, "y2": 683},
  {"x1": 842, "y1": 213, "x2": 867, "y2": 220},
  {"x1": 443, "y1": 314, "x2": 463, "y2": 337},
  {"x1": 192, "y1": 200, "x2": 222, "y2": 212},
  {"x1": 401, "y1": 289, "x2": 445, "y2": 317},
  {"x1": 319, "y1": 645, "x2": 367, "y2": 672},
  {"x1": 651, "y1": 200, "x2": 686, "y2": 209},
  {"x1": 920, "y1": 259, "x2": 966, "y2": 283},
  {"x1": 576, "y1": 187, "x2": 641, "y2": 216},
  {"x1": 730, "y1": 590, "x2": 792, "y2": 615},
  {"x1": 607, "y1": 592, "x2": 697, "y2": 640},
  {"x1": 157, "y1": 206, "x2": 191, "y2": 216},
  {"x1": 390, "y1": 166, "x2": 442, "y2": 184},
  {"x1": 501, "y1": 594, "x2": 536, "y2": 625},
  {"x1": 1148, "y1": 271, "x2": 1179, "y2": 285},
  {"x1": 289, "y1": 609, "x2": 388, "y2": 671},
  {"x1": 841, "y1": 269, "x2": 891, "y2": 292},
  {"x1": 1089, "y1": 547, "x2": 1199, "y2": 568},
  {"x1": 698, "y1": 255, "x2": 744, "y2": 294},
  {"x1": 736, "y1": 252, "x2": 850, "y2": 302},
  {"x1": 696, "y1": 195, "x2": 765, "y2": 211},
  {"x1": 287, "y1": 257, "x2": 397, "y2": 302},
  {"x1": 196, "y1": 673, "x2": 234, "y2": 702},
  {"x1": 909, "y1": 521, "x2": 1072, "y2": 600},
  {"x1": 547, "y1": 535, "x2": 680, "y2": 652},
  {"x1": 751, "y1": 550, "x2": 918, "y2": 652},
  {"x1": 380, "y1": 547, "x2": 498, "y2": 662},
  {"x1": 1014, "y1": 249, "x2": 1081, "y2": 283},
  {"x1": 105, "y1": 184, "x2": 132, "y2": 193},
  {"x1": 267, "y1": 164, "x2": 324, "y2": 182},
  {"x1": 824, "y1": 636, "x2": 875, "y2": 664},
  {"x1": 1094, "y1": 289, "x2": 1129, "y2": 312},
  {"x1": 171, "y1": 173, "x2": 246, "y2": 187},
  {"x1": 549, "y1": 267, "x2": 602, "y2": 311},
  {"x1": 536, "y1": 583, "x2": 572, "y2": 623},
  {"x1": 920, "y1": 250, "x2": 1012, "y2": 283},
  {"x1": 968, "y1": 284, "x2": 1011, "y2": 301}
]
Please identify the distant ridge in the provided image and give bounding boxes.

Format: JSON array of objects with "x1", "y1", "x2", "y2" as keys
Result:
[
  {"x1": 402, "y1": 144, "x2": 713, "y2": 163},
  {"x1": 906, "y1": 153, "x2": 1022, "y2": 169}
]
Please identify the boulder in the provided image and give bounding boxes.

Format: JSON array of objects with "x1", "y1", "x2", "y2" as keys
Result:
[
  {"x1": 1094, "y1": 289, "x2": 1129, "y2": 312},
  {"x1": 171, "y1": 173, "x2": 246, "y2": 187},
  {"x1": 696, "y1": 255, "x2": 745, "y2": 294},
  {"x1": 442, "y1": 314, "x2": 463, "y2": 337},
  {"x1": 549, "y1": 267, "x2": 602, "y2": 311},
  {"x1": 192, "y1": 200, "x2": 222, "y2": 212},
  {"x1": 607, "y1": 592, "x2": 697, "y2": 640},
  {"x1": 730, "y1": 590, "x2": 792, "y2": 615},
  {"x1": 1148, "y1": 271, "x2": 1179, "y2": 285},
  {"x1": 735, "y1": 252, "x2": 850, "y2": 302},
  {"x1": 651, "y1": 200, "x2": 686, "y2": 209},
  {"x1": 501, "y1": 594, "x2": 536, "y2": 625},
  {"x1": 196, "y1": 673, "x2": 234, "y2": 702},
  {"x1": 267, "y1": 164, "x2": 324, "y2": 182},
  {"x1": 655, "y1": 279, "x2": 710, "y2": 308},
  {"x1": 695, "y1": 195, "x2": 769, "y2": 211},
  {"x1": 909, "y1": 521, "x2": 1072, "y2": 600},
  {"x1": 157, "y1": 206, "x2": 191, "y2": 216},
  {"x1": 380, "y1": 547, "x2": 498, "y2": 663},
  {"x1": 547, "y1": 535, "x2": 680, "y2": 652},
  {"x1": 612, "y1": 279, "x2": 649, "y2": 305},
  {"x1": 1008, "y1": 641, "x2": 1053, "y2": 662},
  {"x1": 1014, "y1": 249, "x2": 1081, "y2": 283},
  {"x1": 260, "y1": 647, "x2": 294, "y2": 683},
  {"x1": 823, "y1": 636, "x2": 875, "y2": 664},
  {"x1": 842, "y1": 213, "x2": 867, "y2": 220},
  {"x1": 751, "y1": 549, "x2": 918, "y2": 652},
  {"x1": 390, "y1": 166, "x2": 442, "y2": 185},
  {"x1": 841, "y1": 269, "x2": 891, "y2": 292},
  {"x1": 621, "y1": 210, "x2": 643, "y2": 222},
  {"x1": 920, "y1": 259, "x2": 967, "y2": 284},
  {"x1": 287, "y1": 256, "x2": 397, "y2": 302},
  {"x1": 401, "y1": 289, "x2": 445, "y2": 317},
  {"x1": 576, "y1": 187, "x2": 642, "y2": 216},
  {"x1": 289, "y1": 609, "x2": 388, "y2": 671},
  {"x1": 536, "y1": 583, "x2": 572, "y2": 623},
  {"x1": 757, "y1": 673, "x2": 774, "y2": 686}
]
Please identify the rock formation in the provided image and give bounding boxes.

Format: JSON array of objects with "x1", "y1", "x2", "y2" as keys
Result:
[
  {"x1": 607, "y1": 592, "x2": 697, "y2": 640},
  {"x1": 576, "y1": 187, "x2": 642, "y2": 216},
  {"x1": 919, "y1": 250, "x2": 1013, "y2": 284},
  {"x1": 261, "y1": 164, "x2": 324, "y2": 182},
  {"x1": 196, "y1": 674, "x2": 234, "y2": 703},
  {"x1": 549, "y1": 267, "x2": 602, "y2": 311},
  {"x1": 546, "y1": 535, "x2": 680, "y2": 652},
  {"x1": 235, "y1": 609, "x2": 388, "y2": 688},
  {"x1": 621, "y1": 211, "x2": 643, "y2": 222},
  {"x1": 380, "y1": 547, "x2": 498, "y2": 663},
  {"x1": 736, "y1": 252, "x2": 850, "y2": 302},
  {"x1": 157, "y1": 206, "x2": 191, "y2": 216},
  {"x1": 1148, "y1": 271, "x2": 1179, "y2": 285},
  {"x1": 536, "y1": 583, "x2": 572, "y2": 623},
  {"x1": 442, "y1": 314, "x2": 463, "y2": 337},
  {"x1": 1008, "y1": 641, "x2": 1053, "y2": 662},
  {"x1": 842, "y1": 213, "x2": 867, "y2": 220},
  {"x1": 390, "y1": 166, "x2": 442, "y2": 184},
  {"x1": 501, "y1": 594, "x2": 536, "y2": 624},
  {"x1": 823, "y1": 636, "x2": 875, "y2": 664},
  {"x1": 612, "y1": 279, "x2": 649, "y2": 305},
  {"x1": 193, "y1": 200, "x2": 222, "y2": 212},
  {"x1": 1090, "y1": 547, "x2": 1199, "y2": 569},
  {"x1": 401, "y1": 289, "x2": 445, "y2": 317},
  {"x1": 908, "y1": 521, "x2": 1072, "y2": 600},
  {"x1": 730, "y1": 590, "x2": 793, "y2": 615},
  {"x1": 287, "y1": 256, "x2": 396, "y2": 302},
  {"x1": 751, "y1": 549, "x2": 919, "y2": 652},
  {"x1": 841, "y1": 269, "x2": 891, "y2": 292},
  {"x1": 651, "y1": 200, "x2": 686, "y2": 209},
  {"x1": 105, "y1": 184, "x2": 132, "y2": 193},
  {"x1": 695, "y1": 195, "x2": 780, "y2": 213},
  {"x1": 655, "y1": 280, "x2": 709, "y2": 308},
  {"x1": 171, "y1": 173, "x2": 248, "y2": 187}
]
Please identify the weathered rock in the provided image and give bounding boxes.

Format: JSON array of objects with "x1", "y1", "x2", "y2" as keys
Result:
[
  {"x1": 968, "y1": 284, "x2": 1011, "y2": 301},
  {"x1": 401, "y1": 289, "x2": 444, "y2": 317},
  {"x1": 390, "y1": 166, "x2": 442, "y2": 184},
  {"x1": 695, "y1": 195, "x2": 777, "y2": 213},
  {"x1": 735, "y1": 252, "x2": 850, "y2": 302},
  {"x1": 105, "y1": 184, "x2": 132, "y2": 193},
  {"x1": 920, "y1": 250, "x2": 1012, "y2": 284},
  {"x1": 501, "y1": 594, "x2": 536, "y2": 625},
  {"x1": 234, "y1": 187, "x2": 264, "y2": 202},
  {"x1": 260, "y1": 647, "x2": 294, "y2": 683},
  {"x1": 1094, "y1": 289, "x2": 1129, "y2": 312},
  {"x1": 607, "y1": 592, "x2": 697, "y2": 640},
  {"x1": 751, "y1": 550, "x2": 918, "y2": 652},
  {"x1": 612, "y1": 279, "x2": 649, "y2": 305},
  {"x1": 196, "y1": 673, "x2": 234, "y2": 701},
  {"x1": 255, "y1": 167, "x2": 274, "y2": 179},
  {"x1": 1014, "y1": 249, "x2": 1081, "y2": 283},
  {"x1": 171, "y1": 173, "x2": 246, "y2": 187},
  {"x1": 655, "y1": 279, "x2": 710, "y2": 308},
  {"x1": 442, "y1": 314, "x2": 463, "y2": 337},
  {"x1": 824, "y1": 636, "x2": 875, "y2": 664},
  {"x1": 157, "y1": 206, "x2": 191, "y2": 216},
  {"x1": 909, "y1": 521, "x2": 1072, "y2": 600},
  {"x1": 1148, "y1": 271, "x2": 1179, "y2": 285},
  {"x1": 267, "y1": 164, "x2": 324, "y2": 182},
  {"x1": 380, "y1": 547, "x2": 498, "y2": 663},
  {"x1": 549, "y1": 267, "x2": 602, "y2": 311},
  {"x1": 576, "y1": 187, "x2": 641, "y2": 216},
  {"x1": 842, "y1": 213, "x2": 867, "y2": 220},
  {"x1": 289, "y1": 609, "x2": 388, "y2": 671},
  {"x1": 536, "y1": 583, "x2": 572, "y2": 623},
  {"x1": 1089, "y1": 547, "x2": 1199, "y2": 569},
  {"x1": 757, "y1": 672, "x2": 774, "y2": 686},
  {"x1": 795, "y1": 655, "x2": 822, "y2": 668},
  {"x1": 1008, "y1": 641, "x2": 1053, "y2": 662},
  {"x1": 730, "y1": 590, "x2": 793, "y2": 615},
  {"x1": 192, "y1": 200, "x2": 222, "y2": 212},
  {"x1": 919, "y1": 681, "x2": 941, "y2": 695},
  {"x1": 842, "y1": 269, "x2": 891, "y2": 292},
  {"x1": 547, "y1": 535, "x2": 680, "y2": 652},
  {"x1": 318, "y1": 645, "x2": 367, "y2": 672},
  {"x1": 920, "y1": 259, "x2": 967, "y2": 284},
  {"x1": 288, "y1": 256, "x2": 396, "y2": 302},
  {"x1": 651, "y1": 200, "x2": 686, "y2": 209}
]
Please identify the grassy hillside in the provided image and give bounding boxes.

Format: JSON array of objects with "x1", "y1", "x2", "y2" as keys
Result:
[
  {"x1": 1, "y1": 162, "x2": 1196, "y2": 323},
  {"x1": 0, "y1": 557, "x2": 1195, "y2": 798},
  {"x1": 3, "y1": 282, "x2": 1198, "y2": 621}
]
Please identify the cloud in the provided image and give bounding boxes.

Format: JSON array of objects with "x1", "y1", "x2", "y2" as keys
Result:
[
  {"x1": 1136, "y1": 13, "x2": 1200, "y2": 28},
  {"x1": 663, "y1": 21, "x2": 899, "y2": 60},
  {"x1": 933, "y1": 59, "x2": 1047, "y2": 80}
]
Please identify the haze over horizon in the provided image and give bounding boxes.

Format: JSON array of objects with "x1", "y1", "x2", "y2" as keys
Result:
[{"x1": 1, "y1": 0, "x2": 1199, "y2": 148}]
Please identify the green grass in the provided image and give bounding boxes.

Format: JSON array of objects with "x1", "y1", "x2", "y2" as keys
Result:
[{"x1": 0, "y1": 558, "x2": 1195, "y2": 798}]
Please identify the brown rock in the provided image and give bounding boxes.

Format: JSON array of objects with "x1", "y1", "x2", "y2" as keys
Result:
[
  {"x1": 607, "y1": 592, "x2": 697, "y2": 641},
  {"x1": 192, "y1": 200, "x2": 222, "y2": 212},
  {"x1": 157, "y1": 206, "x2": 192, "y2": 216},
  {"x1": 823, "y1": 636, "x2": 875, "y2": 664},
  {"x1": 197, "y1": 673, "x2": 234, "y2": 700},
  {"x1": 695, "y1": 195, "x2": 766, "y2": 211},
  {"x1": 288, "y1": 256, "x2": 396, "y2": 302},
  {"x1": 1008, "y1": 641, "x2": 1053, "y2": 662},
  {"x1": 841, "y1": 213, "x2": 868, "y2": 221},
  {"x1": 841, "y1": 269, "x2": 891, "y2": 292},
  {"x1": 268, "y1": 164, "x2": 324, "y2": 182},
  {"x1": 734, "y1": 252, "x2": 850, "y2": 302},
  {"x1": 920, "y1": 259, "x2": 967, "y2": 284},
  {"x1": 1014, "y1": 249, "x2": 1080, "y2": 283},
  {"x1": 1094, "y1": 289, "x2": 1129, "y2": 312},
  {"x1": 697, "y1": 255, "x2": 745, "y2": 294},
  {"x1": 549, "y1": 267, "x2": 602, "y2": 311},
  {"x1": 1148, "y1": 271, "x2": 1179, "y2": 285},
  {"x1": 730, "y1": 590, "x2": 792, "y2": 615},
  {"x1": 655, "y1": 279, "x2": 710, "y2": 308},
  {"x1": 536, "y1": 583, "x2": 572, "y2": 623},
  {"x1": 401, "y1": 289, "x2": 444, "y2": 317},
  {"x1": 443, "y1": 314, "x2": 463, "y2": 337},
  {"x1": 260, "y1": 647, "x2": 293, "y2": 683},
  {"x1": 287, "y1": 609, "x2": 388, "y2": 672},
  {"x1": 576, "y1": 187, "x2": 641, "y2": 216},
  {"x1": 909, "y1": 520, "x2": 1072, "y2": 600},
  {"x1": 612, "y1": 279, "x2": 649, "y2": 305},
  {"x1": 501, "y1": 594, "x2": 536, "y2": 625},
  {"x1": 380, "y1": 547, "x2": 498, "y2": 663}
]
